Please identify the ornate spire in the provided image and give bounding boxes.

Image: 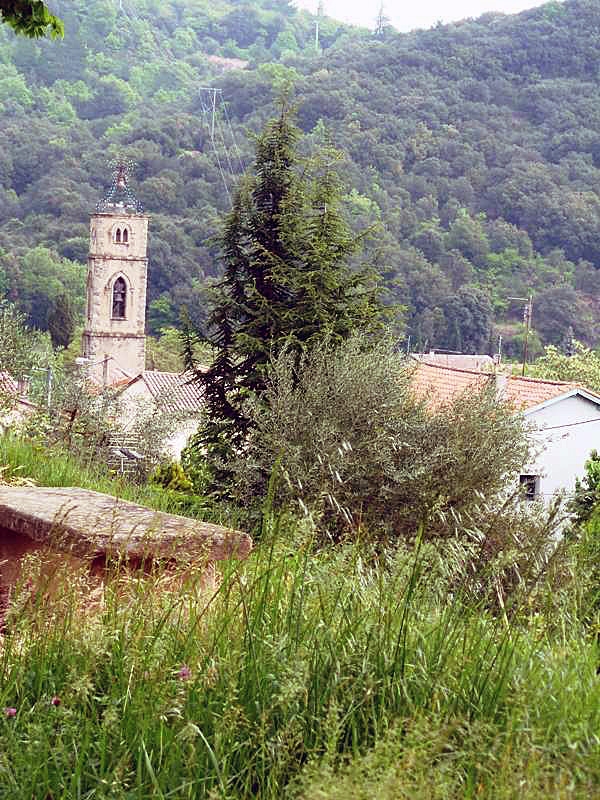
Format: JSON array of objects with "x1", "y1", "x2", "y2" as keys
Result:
[{"x1": 96, "y1": 157, "x2": 143, "y2": 213}]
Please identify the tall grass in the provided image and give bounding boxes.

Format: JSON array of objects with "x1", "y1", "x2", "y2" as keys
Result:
[
  {"x1": 1, "y1": 518, "x2": 598, "y2": 799},
  {"x1": 0, "y1": 434, "x2": 244, "y2": 527}
]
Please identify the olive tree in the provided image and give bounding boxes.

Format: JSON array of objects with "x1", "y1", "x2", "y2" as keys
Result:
[{"x1": 231, "y1": 336, "x2": 531, "y2": 544}]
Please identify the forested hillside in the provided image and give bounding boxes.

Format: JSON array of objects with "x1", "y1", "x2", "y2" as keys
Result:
[{"x1": 2, "y1": 0, "x2": 600, "y2": 355}]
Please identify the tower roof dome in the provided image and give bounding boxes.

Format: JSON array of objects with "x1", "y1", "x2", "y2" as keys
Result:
[{"x1": 96, "y1": 158, "x2": 143, "y2": 214}]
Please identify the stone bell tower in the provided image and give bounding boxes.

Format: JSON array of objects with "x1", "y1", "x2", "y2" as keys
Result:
[{"x1": 82, "y1": 161, "x2": 149, "y2": 384}]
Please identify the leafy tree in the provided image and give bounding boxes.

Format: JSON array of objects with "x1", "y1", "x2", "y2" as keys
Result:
[
  {"x1": 0, "y1": 1, "x2": 63, "y2": 38},
  {"x1": 534, "y1": 285, "x2": 591, "y2": 346},
  {"x1": 186, "y1": 108, "x2": 385, "y2": 487},
  {"x1": 528, "y1": 340, "x2": 600, "y2": 391},
  {"x1": 446, "y1": 211, "x2": 489, "y2": 267},
  {"x1": 440, "y1": 285, "x2": 493, "y2": 354},
  {"x1": 0, "y1": 64, "x2": 33, "y2": 112},
  {"x1": 570, "y1": 448, "x2": 600, "y2": 522},
  {"x1": 9, "y1": 246, "x2": 85, "y2": 331},
  {"x1": 47, "y1": 293, "x2": 76, "y2": 349},
  {"x1": 0, "y1": 300, "x2": 52, "y2": 409},
  {"x1": 229, "y1": 336, "x2": 530, "y2": 543}
]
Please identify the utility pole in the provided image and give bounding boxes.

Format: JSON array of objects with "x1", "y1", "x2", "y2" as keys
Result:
[
  {"x1": 508, "y1": 294, "x2": 533, "y2": 376},
  {"x1": 315, "y1": 0, "x2": 324, "y2": 52},
  {"x1": 494, "y1": 334, "x2": 503, "y2": 365},
  {"x1": 375, "y1": 2, "x2": 389, "y2": 37},
  {"x1": 522, "y1": 294, "x2": 533, "y2": 376},
  {"x1": 199, "y1": 87, "x2": 220, "y2": 139}
]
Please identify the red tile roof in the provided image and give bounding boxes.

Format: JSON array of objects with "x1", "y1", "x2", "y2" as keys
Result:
[
  {"x1": 504, "y1": 375, "x2": 584, "y2": 409},
  {"x1": 0, "y1": 371, "x2": 18, "y2": 397},
  {"x1": 411, "y1": 361, "x2": 489, "y2": 406},
  {"x1": 411, "y1": 361, "x2": 587, "y2": 410},
  {"x1": 413, "y1": 353, "x2": 495, "y2": 371}
]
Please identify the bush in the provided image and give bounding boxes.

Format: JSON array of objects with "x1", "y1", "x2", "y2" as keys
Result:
[
  {"x1": 230, "y1": 337, "x2": 531, "y2": 544},
  {"x1": 438, "y1": 495, "x2": 570, "y2": 615},
  {"x1": 573, "y1": 511, "x2": 600, "y2": 622},
  {"x1": 151, "y1": 461, "x2": 193, "y2": 493},
  {"x1": 528, "y1": 340, "x2": 600, "y2": 390},
  {"x1": 569, "y1": 448, "x2": 600, "y2": 527}
]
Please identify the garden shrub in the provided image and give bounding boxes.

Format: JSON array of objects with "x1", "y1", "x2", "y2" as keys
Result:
[
  {"x1": 230, "y1": 336, "x2": 531, "y2": 545},
  {"x1": 151, "y1": 461, "x2": 194, "y2": 493}
]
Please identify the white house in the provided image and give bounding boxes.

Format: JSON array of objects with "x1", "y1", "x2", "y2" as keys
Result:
[
  {"x1": 520, "y1": 388, "x2": 600, "y2": 502},
  {"x1": 115, "y1": 370, "x2": 203, "y2": 460},
  {"x1": 411, "y1": 358, "x2": 600, "y2": 502}
]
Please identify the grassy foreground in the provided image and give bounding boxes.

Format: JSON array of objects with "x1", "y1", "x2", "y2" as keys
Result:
[
  {"x1": 1, "y1": 519, "x2": 599, "y2": 799},
  {"x1": 1, "y1": 435, "x2": 599, "y2": 797}
]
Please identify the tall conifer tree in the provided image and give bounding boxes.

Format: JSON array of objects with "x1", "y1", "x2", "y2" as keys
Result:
[{"x1": 186, "y1": 108, "x2": 384, "y2": 486}]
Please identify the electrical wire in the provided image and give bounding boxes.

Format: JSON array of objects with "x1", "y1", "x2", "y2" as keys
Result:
[
  {"x1": 216, "y1": 114, "x2": 236, "y2": 185},
  {"x1": 116, "y1": 2, "x2": 243, "y2": 208}
]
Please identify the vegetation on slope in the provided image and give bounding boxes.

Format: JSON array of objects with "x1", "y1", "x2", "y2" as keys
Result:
[{"x1": 3, "y1": 0, "x2": 600, "y2": 354}]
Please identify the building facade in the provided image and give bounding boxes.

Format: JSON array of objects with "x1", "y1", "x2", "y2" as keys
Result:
[{"x1": 82, "y1": 163, "x2": 149, "y2": 384}]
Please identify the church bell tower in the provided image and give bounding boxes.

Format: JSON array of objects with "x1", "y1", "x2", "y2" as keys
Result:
[{"x1": 82, "y1": 160, "x2": 148, "y2": 384}]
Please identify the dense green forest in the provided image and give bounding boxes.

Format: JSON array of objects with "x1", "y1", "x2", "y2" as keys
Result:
[{"x1": 2, "y1": 0, "x2": 600, "y2": 355}]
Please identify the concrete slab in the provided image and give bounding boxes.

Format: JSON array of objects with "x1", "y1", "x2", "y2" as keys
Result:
[{"x1": 0, "y1": 486, "x2": 252, "y2": 563}]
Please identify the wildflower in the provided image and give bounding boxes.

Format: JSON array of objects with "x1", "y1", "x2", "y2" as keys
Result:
[
  {"x1": 4, "y1": 707, "x2": 16, "y2": 718},
  {"x1": 51, "y1": 696, "x2": 61, "y2": 707},
  {"x1": 177, "y1": 665, "x2": 192, "y2": 681}
]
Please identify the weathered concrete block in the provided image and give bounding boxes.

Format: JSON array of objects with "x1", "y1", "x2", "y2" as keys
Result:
[
  {"x1": 0, "y1": 486, "x2": 252, "y2": 624},
  {"x1": 0, "y1": 486, "x2": 251, "y2": 562}
]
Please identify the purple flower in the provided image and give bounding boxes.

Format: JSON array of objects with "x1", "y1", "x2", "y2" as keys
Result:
[
  {"x1": 4, "y1": 707, "x2": 16, "y2": 718},
  {"x1": 177, "y1": 665, "x2": 192, "y2": 681},
  {"x1": 51, "y1": 696, "x2": 61, "y2": 707}
]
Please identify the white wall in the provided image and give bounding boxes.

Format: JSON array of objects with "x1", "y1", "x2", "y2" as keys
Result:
[
  {"x1": 164, "y1": 419, "x2": 198, "y2": 460},
  {"x1": 524, "y1": 394, "x2": 600, "y2": 501},
  {"x1": 118, "y1": 380, "x2": 198, "y2": 460}
]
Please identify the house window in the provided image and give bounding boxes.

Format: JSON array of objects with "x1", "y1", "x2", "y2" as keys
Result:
[
  {"x1": 112, "y1": 277, "x2": 127, "y2": 319},
  {"x1": 115, "y1": 228, "x2": 121, "y2": 243},
  {"x1": 519, "y1": 474, "x2": 539, "y2": 502},
  {"x1": 122, "y1": 228, "x2": 129, "y2": 243}
]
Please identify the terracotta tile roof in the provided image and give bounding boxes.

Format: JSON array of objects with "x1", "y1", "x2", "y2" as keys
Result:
[
  {"x1": 411, "y1": 361, "x2": 589, "y2": 411},
  {"x1": 411, "y1": 361, "x2": 489, "y2": 407},
  {"x1": 140, "y1": 371, "x2": 204, "y2": 415},
  {"x1": 504, "y1": 375, "x2": 584, "y2": 409},
  {"x1": 0, "y1": 371, "x2": 18, "y2": 397}
]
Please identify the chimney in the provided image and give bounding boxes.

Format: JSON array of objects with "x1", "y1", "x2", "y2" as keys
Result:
[
  {"x1": 103, "y1": 355, "x2": 110, "y2": 386},
  {"x1": 494, "y1": 371, "x2": 508, "y2": 401},
  {"x1": 16, "y1": 376, "x2": 30, "y2": 396}
]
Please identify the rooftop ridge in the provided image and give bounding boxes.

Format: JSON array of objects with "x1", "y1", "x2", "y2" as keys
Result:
[
  {"x1": 507, "y1": 374, "x2": 581, "y2": 387},
  {"x1": 415, "y1": 360, "x2": 584, "y2": 389},
  {"x1": 411, "y1": 360, "x2": 491, "y2": 378}
]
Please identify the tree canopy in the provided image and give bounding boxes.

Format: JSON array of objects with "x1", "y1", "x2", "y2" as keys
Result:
[
  {"x1": 2, "y1": 0, "x2": 600, "y2": 358},
  {"x1": 186, "y1": 108, "x2": 385, "y2": 485},
  {"x1": 0, "y1": 1, "x2": 63, "y2": 38}
]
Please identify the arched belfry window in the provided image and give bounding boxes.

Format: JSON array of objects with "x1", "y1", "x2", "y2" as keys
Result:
[
  {"x1": 115, "y1": 228, "x2": 122, "y2": 243},
  {"x1": 112, "y1": 277, "x2": 127, "y2": 319},
  {"x1": 122, "y1": 228, "x2": 129, "y2": 243}
]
